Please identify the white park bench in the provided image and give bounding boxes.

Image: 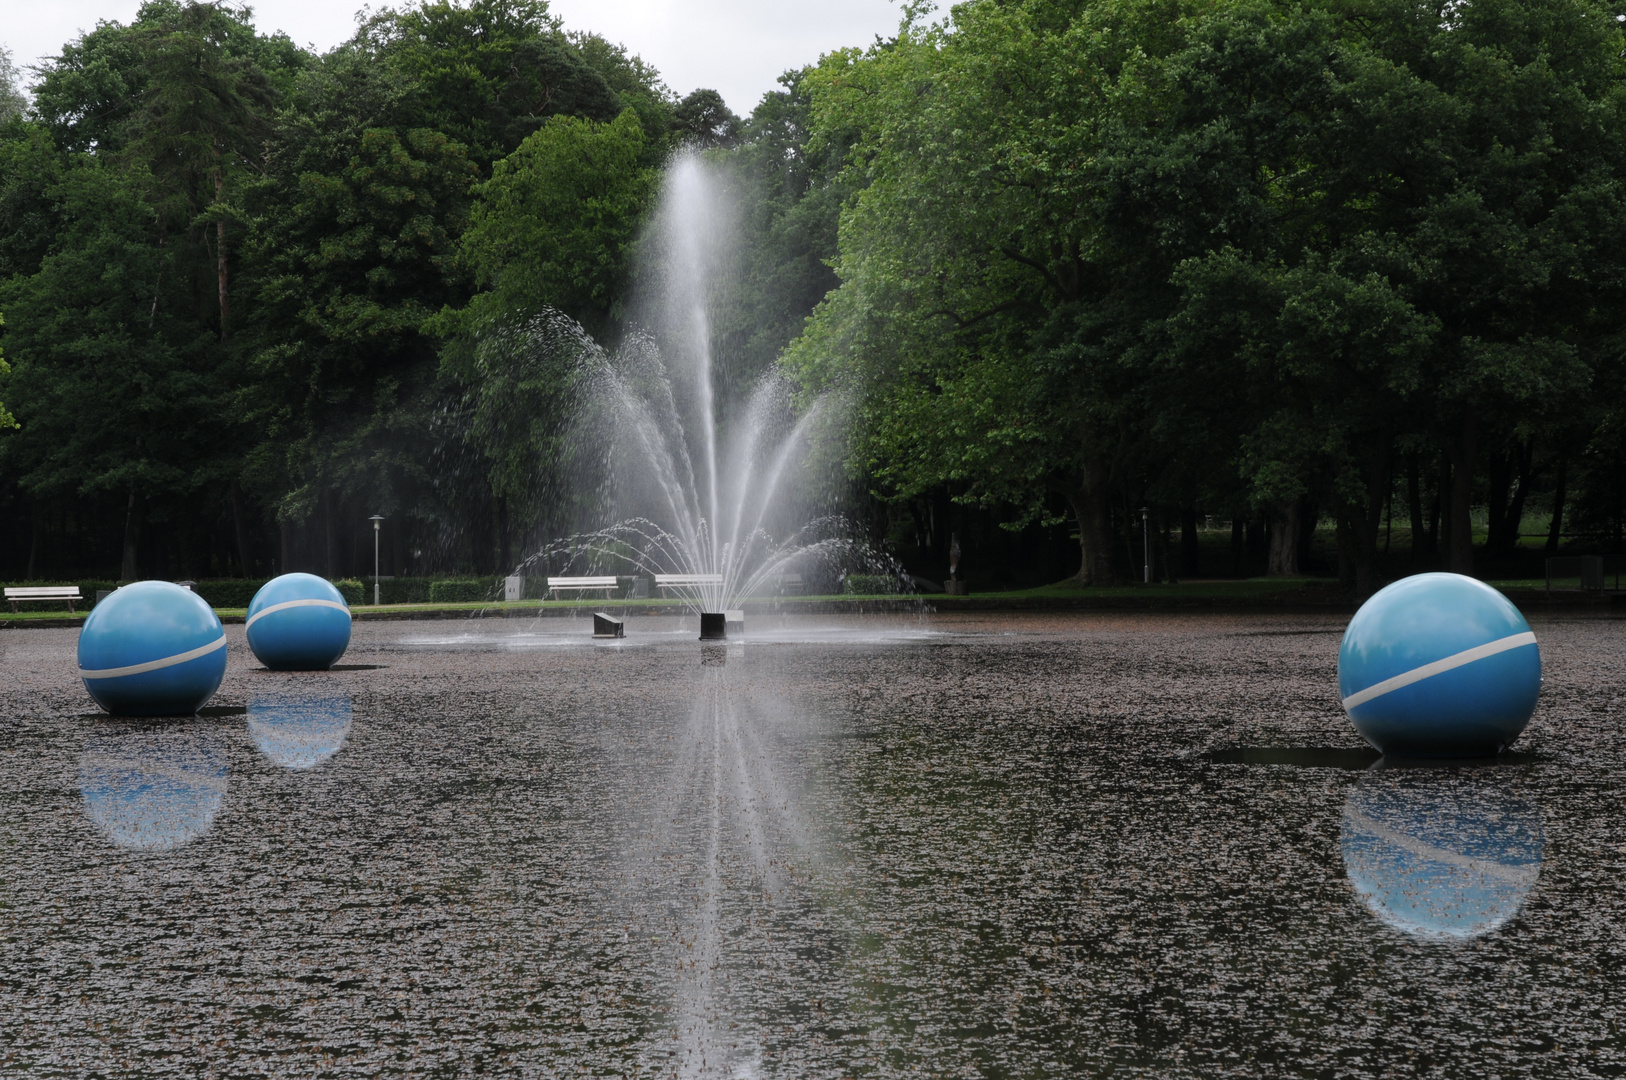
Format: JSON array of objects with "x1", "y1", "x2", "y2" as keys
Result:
[
  {"x1": 5, "y1": 586, "x2": 83, "y2": 614},
  {"x1": 547, "y1": 575, "x2": 619, "y2": 599},
  {"x1": 654, "y1": 573, "x2": 724, "y2": 598}
]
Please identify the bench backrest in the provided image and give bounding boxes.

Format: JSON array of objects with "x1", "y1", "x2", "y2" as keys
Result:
[
  {"x1": 547, "y1": 576, "x2": 619, "y2": 588},
  {"x1": 654, "y1": 574, "x2": 724, "y2": 586},
  {"x1": 4, "y1": 586, "x2": 82, "y2": 598}
]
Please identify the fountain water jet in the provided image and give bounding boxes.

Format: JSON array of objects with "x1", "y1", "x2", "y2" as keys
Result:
[{"x1": 500, "y1": 150, "x2": 909, "y2": 618}]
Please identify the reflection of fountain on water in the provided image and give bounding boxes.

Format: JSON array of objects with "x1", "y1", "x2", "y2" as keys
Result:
[
  {"x1": 497, "y1": 151, "x2": 907, "y2": 616},
  {"x1": 1340, "y1": 762, "x2": 1544, "y2": 940},
  {"x1": 79, "y1": 726, "x2": 228, "y2": 851},
  {"x1": 248, "y1": 694, "x2": 352, "y2": 770},
  {"x1": 623, "y1": 661, "x2": 820, "y2": 1076}
]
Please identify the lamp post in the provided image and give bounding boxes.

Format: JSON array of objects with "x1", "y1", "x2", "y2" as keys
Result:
[
  {"x1": 369, "y1": 516, "x2": 384, "y2": 605},
  {"x1": 1140, "y1": 506, "x2": 1150, "y2": 584}
]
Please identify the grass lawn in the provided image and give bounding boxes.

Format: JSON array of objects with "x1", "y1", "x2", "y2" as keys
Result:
[{"x1": 0, "y1": 574, "x2": 1593, "y2": 625}]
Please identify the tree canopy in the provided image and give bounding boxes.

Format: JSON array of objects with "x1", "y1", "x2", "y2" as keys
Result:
[
  {"x1": 1, "y1": 0, "x2": 1623, "y2": 591},
  {"x1": 787, "y1": 0, "x2": 1626, "y2": 589}
]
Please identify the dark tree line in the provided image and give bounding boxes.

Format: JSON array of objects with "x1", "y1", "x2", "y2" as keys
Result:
[
  {"x1": 0, "y1": 0, "x2": 783, "y2": 583},
  {"x1": 788, "y1": 0, "x2": 1626, "y2": 591},
  {"x1": 4, "y1": 0, "x2": 1624, "y2": 593}
]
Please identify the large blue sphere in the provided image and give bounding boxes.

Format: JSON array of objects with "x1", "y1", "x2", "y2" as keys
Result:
[
  {"x1": 1341, "y1": 765, "x2": 1543, "y2": 940},
  {"x1": 77, "y1": 581, "x2": 227, "y2": 716},
  {"x1": 1339, "y1": 572, "x2": 1540, "y2": 757},
  {"x1": 246, "y1": 573, "x2": 352, "y2": 671}
]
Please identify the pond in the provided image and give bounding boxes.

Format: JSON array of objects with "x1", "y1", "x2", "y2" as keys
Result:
[{"x1": 0, "y1": 611, "x2": 1621, "y2": 1076}]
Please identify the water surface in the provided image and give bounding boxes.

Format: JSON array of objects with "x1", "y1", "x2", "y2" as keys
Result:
[{"x1": 1, "y1": 612, "x2": 1620, "y2": 1076}]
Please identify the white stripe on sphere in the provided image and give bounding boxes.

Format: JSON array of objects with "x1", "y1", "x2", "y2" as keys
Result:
[
  {"x1": 1341, "y1": 631, "x2": 1538, "y2": 711},
  {"x1": 78, "y1": 634, "x2": 227, "y2": 680},
  {"x1": 245, "y1": 598, "x2": 350, "y2": 629}
]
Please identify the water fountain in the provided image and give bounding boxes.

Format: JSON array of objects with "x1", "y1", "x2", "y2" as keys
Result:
[{"x1": 496, "y1": 151, "x2": 906, "y2": 629}]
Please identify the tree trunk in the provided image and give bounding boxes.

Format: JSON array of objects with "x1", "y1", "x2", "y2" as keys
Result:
[
  {"x1": 1485, "y1": 448, "x2": 1512, "y2": 558},
  {"x1": 1433, "y1": 457, "x2": 1449, "y2": 561},
  {"x1": 1247, "y1": 514, "x2": 1269, "y2": 566},
  {"x1": 120, "y1": 489, "x2": 142, "y2": 581},
  {"x1": 1340, "y1": 450, "x2": 1390, "y2": 597},
  {"x1": 215, "y1": 169, "x2": 229, "y2": 341},
  {"x1": 1406, "y1": 454, "x2": 1425, "y2": 564},
  {"x1": 1444, "y1": 408, "x2": 1478, "y2": 574},
  {"x1": 1059, "y1": 459, "x2": 1116, "y2": 585},
  {"x1": 229, "y1": 480, "x2": 254, "y2": 576},
  {"x1": 498, "y1": 495, "x2": 512, "y2": 574},
  {"x1": 1156, "y1": 509, "x2": 1173, "y2": 583},
  {"x1": 25, "y1": 507, "x2": 40, "y2": 580},
  {"x1": 323, "y1": 490, "x2": 337, "y2": 579},
  {"x1": 1336, "y1": 517, "x2": 1354, "y2": 588},
  {"x1": 1180, "y1": 505, "x2": 1200, "y2": 578},
  {"x1": 1492, "y1": 440, "x2": 1533, "y2": 562},
  {"x1": 1267, "y1": 500, "x2": 1301, "y2": 576},
  {"x1": 1546, "y1": 459, "x2": 1567, "y2": 554}
]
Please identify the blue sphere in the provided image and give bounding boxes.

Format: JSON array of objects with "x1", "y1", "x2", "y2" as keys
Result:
[
  {"x1": 246, "y1": 573, "x2": 352, "y2": 671},
  {"x1": 78, "y1": 581, "x2": 227, "y2": 716},
  {"x1": 1339, "y1": 572, "x2": 1540, "y2": 757},
  {"x1": 1341, "y1": 765, "x2": 1543, "y2": 940}
]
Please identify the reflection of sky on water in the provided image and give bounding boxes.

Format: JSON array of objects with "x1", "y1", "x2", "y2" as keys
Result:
[
  {"x1": 247, "y1": 694, "x2": 352, "y2": 770},
  {"x1": 80, "y1": 727, "x2": 227, "y2": 851},
  {"x1": 1340, "y1": 764, "x2": 1543, "y2": 940}
]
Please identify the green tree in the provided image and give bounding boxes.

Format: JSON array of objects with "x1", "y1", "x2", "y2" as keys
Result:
[
  {"x1": 352, "y1": 0, "x2": 648, "y2": 169},
  {"x1": 0, "y1": 313, "x2": 16, "y2": 431},
  {"x1": 0, "y1": 161, "x2": 227, "y2": 577},
  {"x1": 455, "y1": 108, "x2": 654, "y2": 332},
  {"x1": 787, "y1": 0, "x2": 1187, "y2": 584},
  {"x1": 673, "y1": 88, "x2": 740, "y2": 148},
  {"x1": 788, "y1": 0, "x2": 1626, "y2": 589},
  {"x1": 0, "y1": 45, "x2": 26, "y2": 123},
  {"x1": 121, "y1": 2, "x2": 280, "y2": 339},
  {"x1": 0, "y1": 121, "x2": 65, "y2": 281},
  {"x1": 230, "y1": 1, "x2": 676, "y2": 575},
  {"x1": 711, "y1": 67, "x2": 850, "y2": 387}
]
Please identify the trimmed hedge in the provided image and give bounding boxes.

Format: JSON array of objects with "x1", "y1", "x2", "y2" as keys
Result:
[
  {"x1": 842, "y1": 574, "x2": 906, "y2": 595},
  {"x1": 372, "y1": 577, "x2": 498, "y2": 604},
  {"x1": 189, "y1": 579, "x2": 270, "y2": 608},
  {"x1": 333, "y1": 579, "x2": 364, "y2": 606},
  {"x1": 428, "y1": 579, "x2": 493, "y2": 603}
]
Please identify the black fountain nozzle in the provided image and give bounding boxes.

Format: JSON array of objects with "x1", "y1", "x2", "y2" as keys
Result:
[
  {"x1": 699, "y1": 612, "x2": 727, "y2": 640},
  {"x1": 593, "y1": 612, "x2": 624, "y2": 639}
]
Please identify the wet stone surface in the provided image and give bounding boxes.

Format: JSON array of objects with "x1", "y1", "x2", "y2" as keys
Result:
[{"x1": 0, "y1": 610, "x2": 1622, "y2": 1077}]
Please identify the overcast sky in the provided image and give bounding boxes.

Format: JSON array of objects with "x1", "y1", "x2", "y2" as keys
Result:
[{"x1": 3, "y1": 0, "x2": 906, "y2": 115}]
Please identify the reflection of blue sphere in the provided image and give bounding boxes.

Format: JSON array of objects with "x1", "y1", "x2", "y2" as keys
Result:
[
  {"x1": 77, "y1": 581, "x2": 227, "y2": 717},
  {"x1": 247, "y1": 694, "x2": 352, "y2": 770},
  {"x1": 80, "y1": 727, "x2": 227, "y2": 850},
  {"x1": 1339, "y1": 573, "x2": 1540, "y2": 756},
  {"x1": 246, "y1": 574, "x2": 352, "y2": 671},
  {"x1": 1341, "y1": 766, "x2": 1543, "y2": 939}
]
